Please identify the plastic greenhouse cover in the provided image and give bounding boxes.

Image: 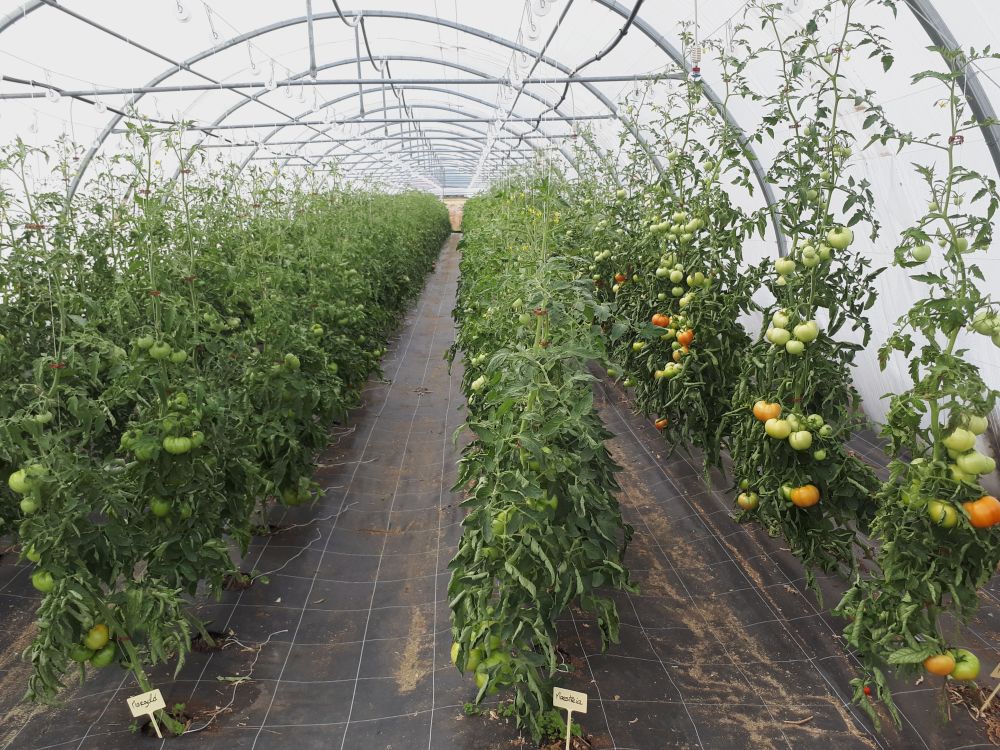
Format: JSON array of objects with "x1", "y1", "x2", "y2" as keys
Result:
[{"x1": 0, "y1": 0, "x2": 998, "y2": 431}]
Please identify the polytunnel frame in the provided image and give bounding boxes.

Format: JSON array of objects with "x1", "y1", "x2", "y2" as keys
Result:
[
  {"x1": 238, "y1": 76, "x2": 610, "y2": 184},
  {"x1": 0, "y1": 2, "x2": 996, "y2": 235},
  {"x1": 180, "y1": 55, "x2": 609, "y2": 184},
  {"x1": 165, "y1": 10, "x2": 663, "y2": 188}
]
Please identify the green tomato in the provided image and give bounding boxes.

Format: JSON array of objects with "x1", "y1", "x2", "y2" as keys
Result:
[
  {"x1": 827, "y1": 227, "x2": 854, "y2": 250},
  {"x1": 162, "y1": 436, "x2": 193, "y2": 455},
  {"x1": 950, "y1": 649, "x2": 980, "y2": 681},
  {"x1": 942, "y1": 428, "x2": 976, "y2": 453},
  {"x1": 8, "y1": 469, "x2": 29, "y2": 494},
  {"x1": 150, "y1": 498, "x2": 172, "y2": 517},
  {"x1": 956, "y1": 450, "x2": 996, "y2": 476},
  {"x1": 31, "y1": 570, "x2": 55, "y2": 593},
  {"x1": 169, "y1": 349, "x2": 188, "y2": 364},
  {"x1": 190, "y1": 430, "x2": 205, "y2": 449},
  {"x1": 772, "y1": 311, "x2": 791, "y2": 329},
  {"x1": 70, "y1": 645, "x2": 95, "y2": 663},
  {"x1": 310, "y1": 324, "x2": 325, "y2": 336},
  {"x1": 83, "y1": 624, "x2": 110, "y2": 651},
  {"x1": 775, "y1": 258, "x2": 796, "y2": 276},
  {"x1": 766, "y1": 328, "x2": 791, "y2": 346},
  {"x1": 780, "y1": 484, "x2": 794, "y2": 501},
  {"x1": 632, "y1": 341, "x2": 646, "y2": 353},
  {"x1": 954, "y1": 237, "x2": 970, "y2": 253},
  {"x1": 133, "y1": 442, "x2": 158, "y2": 461},
  {"x1": 89, "y1": 644, "x2": 117, "y2": 669},
  {"x1": 32, "y1": 411, "x2": 54, "y2": 425},
  {"x1": 518, "y1": 313, "x2": 531, "y2": 326},
  {"x1": 671, "y1": 286, "x2": 684, "y2": 298},
  {"x1": 812, "y1": 449, "x2": 828, "y2": 461},
  {"x1": 669, "y1": 270, "x2": 684, "y2": 283},
  {"x1": 788, "y1": 431, "x2": 814, "y2": 451},
  {"x1": 785, "y1": 340, "x2": 806, "y2": 356},
  {"x1": 911, "y1": 245, "x2": 931, "y2": 263},
  {"x1": 793, "y1": 321, "x2": 819, "y2": 343},
  {"x1": 926, "y1": 500, "x2": 958, "y2": 528},
  {"x1": 20, "y1": 498, "x2": 38, "y2": 514},
  {"x1": 765, "y1": 419, "x2": 792, "y2": 440},
  {"x1": 806, "y1": 414, "x2": 825, "y2": 430},
  {"x1": 284, "y1": 353, "x2": 301, "y2": 370},
  {"x1": 819, "y1": 424, "x2": 834, "y2": 438},
  {"x1": 962, "y1": 414, "x2": 989, "y2": 436},
  {"x1": 148, "y1": 342, "x2": 172, "y2": 360},
  {"x1": 135, "y1": 335, "x2": 155, "y2": 350},
  {"x1": 24, "y1": 545, "x2": 41, "y2": 563}
]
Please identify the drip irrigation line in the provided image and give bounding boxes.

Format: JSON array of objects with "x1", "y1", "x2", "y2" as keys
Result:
[{"x1": 510, "y1": 0, "x2": 647, "y2": 155}]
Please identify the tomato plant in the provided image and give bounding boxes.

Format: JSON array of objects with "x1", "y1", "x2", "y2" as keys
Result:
[
  {"x1": 0, "y1": 127, "x2": 450, "y2": 729},
  {"x1": 447, "y1": 180, "x2": 633, "y2": 742},
  {"x1": 835, "y1": 47, "x2": 1000, "y2": 724},
  {"x1": 725, "y1": 0, "x2": 894, "y2": 583},
  {"x1": 559, "y1": 53, "x2": 763, "y2": 476}
]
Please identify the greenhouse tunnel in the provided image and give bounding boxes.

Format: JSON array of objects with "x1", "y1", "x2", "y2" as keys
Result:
[{"x1": 0, "y1": 1, "x2": 999, "y2": 749}]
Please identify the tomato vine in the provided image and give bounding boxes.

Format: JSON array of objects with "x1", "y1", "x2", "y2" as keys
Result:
[{"x1": 447, "y1": 178, "x2": 633, "y2": 742}]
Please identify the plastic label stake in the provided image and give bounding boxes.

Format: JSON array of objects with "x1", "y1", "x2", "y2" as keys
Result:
[
  {"x1": 127, "y1": 688, "x2": 166, "y2": 738},
  {"x1": 553, "y1": 687, "x2": 587, "y2": 750},
  {"x1": 982, "y1": 663, "x2": 1000, "y2": 715}
]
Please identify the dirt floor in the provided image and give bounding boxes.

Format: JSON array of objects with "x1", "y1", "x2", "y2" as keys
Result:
[{"x1": 0, "y1": 235, "x2": 997, "y2": 749}]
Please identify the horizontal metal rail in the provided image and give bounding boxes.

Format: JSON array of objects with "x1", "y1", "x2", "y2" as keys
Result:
[
  {"x1": 110, "y1": 115, "x2": 611, "y2": 132},
  {"x1": 0, "y1": 73, "x2": 676, "y2": 100}
]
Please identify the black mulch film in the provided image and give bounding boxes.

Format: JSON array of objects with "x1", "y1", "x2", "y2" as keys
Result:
[{"x1": 0, "y1": 235, "x2": 997, "y2": 750}]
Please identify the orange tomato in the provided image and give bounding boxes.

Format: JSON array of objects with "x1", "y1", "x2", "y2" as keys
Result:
[
  {"x1": 962, "y1": 495, "x2": 1000, "y2": 528},
  {"x1": 614, "y1": 273, "x2": 627, "y2": 283},
  {"x1": 651, "y1": 313, "x2": 671, "y2": 328},
  {"x1": 655, "y1": 418, "x2": 669, "y2": 430},
  {"x1": 790, "y1": 484, "x2": 820, "y2": 508},
  {"x1": 677, "y1": 329, "x2": 695, "y2": 347},
  {"x1": 752, "y1": 400, "x2": 782, "y2": 422},
  {"x1": 672, "y1": 350, "x2": 682, "y2": 363},
  {"x1": 923, "y1": 653, "x2": 956, "y2": 676}
]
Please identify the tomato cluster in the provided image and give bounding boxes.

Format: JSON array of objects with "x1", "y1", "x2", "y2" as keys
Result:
[{"x1": 0, "y1": 130, "x2": 449, "y2": 714}]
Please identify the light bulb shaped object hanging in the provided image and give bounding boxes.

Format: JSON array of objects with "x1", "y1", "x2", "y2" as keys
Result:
[
  {"x1": 524, "y1": 10, "x2": 540, "y2": 41},
  {"x1": 175, "y1": 2, "x2": 190, "y2": 23},
  {"x1": 93, "y1": 96, "x2": 107, "y2": 114},
  {"x1": 28, "y1": 111, "x2": 39, "y2": 134},
  {"x1": 532, "y1": 0, "x2": 555, "y2": 16},
  {"x1": 266, "y1": 63, "x2": 277, "y2": 91}
]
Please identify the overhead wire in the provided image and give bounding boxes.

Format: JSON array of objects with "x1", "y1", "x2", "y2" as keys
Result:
[{"x1": 508, "y1": 0, "x2": 646, "y2": 156}]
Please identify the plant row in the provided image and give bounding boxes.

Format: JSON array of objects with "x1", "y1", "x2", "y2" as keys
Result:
[
  {"x1": 0, "y1": 129, "x2": 450, "y2": 732},
  {"x1": 553, "y1": 0, "x2": 998, "y2": 726},
  {"x1": 447, "y1": 181, "x2": 633, "y2": 742}
]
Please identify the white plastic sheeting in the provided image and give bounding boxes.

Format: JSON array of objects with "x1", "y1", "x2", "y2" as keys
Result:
[{"x1": 0, "y1": 0, "x2": 997, "y2": 429}]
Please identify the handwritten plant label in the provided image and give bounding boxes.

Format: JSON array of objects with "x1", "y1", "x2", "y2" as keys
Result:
[
  {"x1": 553, "y1": 687, "x2": 588, "y2": 714},
  {"x1": 992, "y1": 662, "x2": 1000, "y2": 679},
  {"x1": 553, "y1": 688, "x2": 587, "y2": 750},
  {"x1": 127, "y1": 688, "x2": 165, "y2": 738}
]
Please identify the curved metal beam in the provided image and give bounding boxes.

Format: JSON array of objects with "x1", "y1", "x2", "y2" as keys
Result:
[
  {"x1": 58, "y1": 9, "x2": 643, "y2": 193},
  {"x1": 263, "y1": 103, "x2": 560, "y2": 188},
  {"x1": 215, "y1": 59, "x2": 594, "y2": 185},
  {"x1": 589, "y1": 0, "x2": 786, "y2": 255},
  {"x1": 901, "y1": 0, "x2": 1000, "y2": 179},
  {"x1": 247, "y1": 87, "x2": 579, "y2": 184},
  {"x1": 231, "y1": 82, "x2": 568, "y2": 173}
]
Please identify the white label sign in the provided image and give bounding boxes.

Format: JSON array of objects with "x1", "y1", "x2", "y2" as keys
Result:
[
  {"x1": 992, "y1": 663, "x2": 1000, "y2": 680},
  {"x1": 127, "y1": 688, "x2": 165, "y2": 717},
  {"x1": 554, "y1": 687, "x2": 588, "y2": 713}
]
